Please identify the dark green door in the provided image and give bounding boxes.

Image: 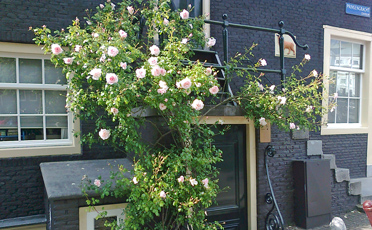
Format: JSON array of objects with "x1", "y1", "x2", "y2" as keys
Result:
[{"x1": 208, "y1": 125, "x2": 247, "y2": 229}]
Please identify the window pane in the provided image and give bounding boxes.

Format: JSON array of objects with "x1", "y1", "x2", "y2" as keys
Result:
[
  {"x1": 19, "y1": 58, "x2": 42, "y2": 84},
  {"x1": 21, "y1": 116, "x2": 43, "y2": 140},
  {"x1": 45, "y1": 91, "x2": 67, "y2": 114},
  {"x1": 349, "y1": 99, "x2": 359, "y2": 123},
  {"x1": 46, "y1": 116, "x2": 68, "y2": 140},
  {"x1": 0, "y1": 90, "x2": 17, "y2": 114},
  {"x1": 336, "y1": 98, "x2": 348, "y2": 123},
  {"x1": 0, "y1": 127, "x2": 18, "y2": 142},
  {"x1": 20, "y1": 90, "x2": 42, "y2": 114},
  {"x1": 0, "y1": 116, "x2": 17, "y2": 128},
  {"x1": 336, "y1": 71, "x2": 348, "y2": 97},
  {"x1": 0, "y1": 57, "x2": 16, "y2": 83},
  {"x1": 352, "y1": 43, "x2": 363, "y2": 69},
  {"x1": 45, "y1": 60, "x2": 66, "y2": 85},
  {"x1": 329, "y1": 71, "x2": 337, "y2": 95},
  {"x1": 340, "y1": 41, "x2": 352, "y2": 68},
  {"x1": 349, "y1": 73, "x2": 360, "y2": 97},
  {"x1": 328, "y1": 99, "x2": 335, "y2": 123},
  {"x1": 330, "y1": 40, "x2": 340, "y2": 67}
]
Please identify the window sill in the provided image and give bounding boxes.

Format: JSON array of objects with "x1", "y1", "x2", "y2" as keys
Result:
[{"x1": 321, "y1": 125, "x2": 369, "y2": 135}]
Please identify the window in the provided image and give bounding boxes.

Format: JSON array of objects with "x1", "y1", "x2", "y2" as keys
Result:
[
  {"x1": 322, "y1": 26, "x2": 371, "y2": 135},
  {"x1": 79, "y1": 203, "x2": 127, "y2": 230},
  {"x1": 327, "y1": 40, "x2": 363, "y2": 124},
  {"x1": 0, "y1": 42, "x2": 80, "y2": 157}
]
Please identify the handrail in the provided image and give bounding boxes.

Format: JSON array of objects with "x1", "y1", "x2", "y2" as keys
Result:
[{"x1": 204, "y1": 15, "x2": 308, "y2": 86}]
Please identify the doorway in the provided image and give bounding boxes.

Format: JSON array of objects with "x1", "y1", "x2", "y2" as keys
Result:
[{"x1": 207, "y1": 125, "x2": 248, "y2": 229}]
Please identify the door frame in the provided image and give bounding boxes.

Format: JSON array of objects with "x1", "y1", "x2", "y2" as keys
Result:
[{"x1": 199, "y1": 116, "x2": 257, "y2": 230}]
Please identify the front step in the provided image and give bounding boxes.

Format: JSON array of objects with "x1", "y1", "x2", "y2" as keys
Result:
[{"x1": 349, "y1": 177, "x2": 372, "y2": 203}]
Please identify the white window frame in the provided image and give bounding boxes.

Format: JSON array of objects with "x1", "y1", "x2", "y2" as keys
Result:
[
  {"x1": 79, "y1": 203, "x2": 127, "y2": 230},
  {"x1": 322, "y1": 26, "x2": 372, "y2": 135},
  {"x1": 0, "y1": 42, "x2": 80, "y2": 158},
  {"x1": 327, "y1": 39, "x2": 364, "y2": 126}
]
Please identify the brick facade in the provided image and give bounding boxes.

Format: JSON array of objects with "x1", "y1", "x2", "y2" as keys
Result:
[{"x1": 209, "y1": 0, "x2": 369, "y2": 228}]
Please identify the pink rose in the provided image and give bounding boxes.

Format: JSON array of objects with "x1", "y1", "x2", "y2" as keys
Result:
[
  {"x1": 136, "y1": 67, "x2": 146, "y2": 79},
  {"x1": 191, "y1": 99, "x2": 204, "y2": 110},
  {"x1": 133, "y1": 177, "x2": 138, "y2": 184},
  {"x1": 157, "y1": 88, "x2": 167, "y2": 94},
  {"x1": 51, "y1": 44, "x2": 63, "y2": 55},
  {"x1": 289, "y1": 123, "x2": 296, "y2": 130},
  {"x1": 159, "y1": 80, "x2": 168, "y2": 90},
  {"x1": 100, "y1": 54, "x2": 106, "y2": 62},
  {"x1": 179, "y1": 78, "x2": 191, "y2": 89},
  {"x1": 160, "y1": 191, "x2": 166, "y2": 198},
  {"x1": 106, "y1": 73, "x2": 118, "y2": 84},
  {"x1": 89, "y1": 68, "x2": 102, "y2": 80},
  {"x1": 306, "y1": 105, "x2": 313, "y2": 113},
  {"x1": 269, "y1": 85, "x2": 275, "y2": 92},
  {"x1": 178, "y1": 176, "x2": 184, "y2": 183},
  {"x1": 209, "y1": 86, "x2": 219, "y2": 95},
  {"x1": 149, "y1": 45, "x2": 160, "y2": 56},
  {"x1": 148, "y1": 57, "x2": 158, "y2": 66},
  {"x1": 120, "y1": 62, "x2": 127, "y2": 69},
  {"x1": 304, "y1": 54, "x2": 311, "y2": 61},
  {"x1": 63, "y1": 57, "x2": 73, "y2": 65},
  {"x1": 181, "y1": 38, "x2": 188, "y2": 44},
  {"x1": 180, "y1": 9, "x2": 189, "y2": 19},
  {"x1": 259, "y1": 117, "x2": 267, "y2": 126},
  {"x1": 206, "y1": 37, "x2": 216, "y2": 47},
  {"x1": 163, "y1": 18, "x2": 169, "y2": 26},
  {"x1": 151, "y1": 65, "x2": 162, "y2": 77},
  {"x1": 74, "y1": 45, "x2": 82, "y2": 52},
  {"x1": 202, "y1": 178, "x2": 209, "y2": 188},
  {"x1": 111, "y1": 107, "x2": 119, "y2": 115},
  {"x1": 277, "y1": 96, "x2": 286, "y2": 105},
  {"x1": 92, "y1": 32, "x2": 99, "y2": 38},
  {"x1": 205, "y1": 67, "x2": 212, "y2": 75},
  {"x1": 107, "y1": 46, "x2": 119, "y2": 57},
  {"x1": 190, "y1": 178, "x2": 198, "y2": 186},
  {"x1": 119, "y1": 30, "x2": 127, "y2": 38},
  {"x1": 257, "y1": 82, "x2": 264, "y2": 91},
  {"x1": 260, "y1": 59, "x2": 267, "y2": 66},
  {"x1": 99, "y1": 4, "x2": 104, "y2": 9},
  {"x1": 159, "y1": 103, "x2": 167, "y2": 111},
  {"x1": 99, "y1": 129, "x2": 110, "y2": 140},
  {"x1": 160, "y1": 68, "x2": 166, "y2": 76},
  {"x1": 127, "y1": 6, "x2": 134, "y2": 14},
  {"x1": 94, "y1": 179, "x2": 101, "y2": 187}
]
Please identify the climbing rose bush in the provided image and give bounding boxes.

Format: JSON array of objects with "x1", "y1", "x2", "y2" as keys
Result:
[{"x1": 33, "y1": 0, "x2": 331, "y2": 229}]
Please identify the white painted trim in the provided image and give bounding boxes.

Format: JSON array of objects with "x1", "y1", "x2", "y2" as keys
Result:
[
  {"x1": 79, "y1": 203, "x2": 127, "y2": 230},
  {"x1": 322, "y1": 26, "x2": 372, "y2": 168},
  {"x1": 0, "y1": 224, "x2": 46, "y2": 230}
]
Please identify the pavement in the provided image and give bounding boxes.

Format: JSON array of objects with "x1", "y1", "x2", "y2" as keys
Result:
[{"x1": 286, "y1": 210, "x2": 372, "y2": 230}]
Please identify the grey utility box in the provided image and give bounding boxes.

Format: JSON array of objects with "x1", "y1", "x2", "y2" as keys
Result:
[{"x1": 293, "y1": 159, "x2": 331, "y2": 229}]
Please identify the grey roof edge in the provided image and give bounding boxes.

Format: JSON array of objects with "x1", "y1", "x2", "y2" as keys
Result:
[{"x1": 41, "y1": 158, "x2": 133, "y2": 200}]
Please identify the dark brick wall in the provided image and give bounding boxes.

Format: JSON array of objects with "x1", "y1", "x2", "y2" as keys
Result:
[
  {"x1": 0, "y1": 0, "x2": 103, "y2": 44},
  {"x1": 0, "y1": 132, "x2": 124, "y2": 220},
  {"x1": 209, "y1": 0, "x2": 370, "y2": 228},
  {"x1": 320, "y1": 133, "x2": 368, "y2": 178}
]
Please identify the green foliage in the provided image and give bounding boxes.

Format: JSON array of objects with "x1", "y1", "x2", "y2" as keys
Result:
[{"x1": 32, "y1": 0, "x2": 331, "y2": 229}]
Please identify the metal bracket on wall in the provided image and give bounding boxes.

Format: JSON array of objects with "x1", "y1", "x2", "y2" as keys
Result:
[{"x1": 264, "y1": 145, "x2": 285, "y2": 230}]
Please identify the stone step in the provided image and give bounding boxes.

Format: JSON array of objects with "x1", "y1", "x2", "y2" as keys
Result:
[{"x1": 335, "y1": 168, "x2": 350, "y2": 183}]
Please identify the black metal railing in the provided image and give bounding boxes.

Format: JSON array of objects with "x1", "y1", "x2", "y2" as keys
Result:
[
  {"x1": 264, "y1": 145, "x2": 284, "y2": 230},
  {"x1": 205, "y1": 14, "x2": 308, "y2": 85}
]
